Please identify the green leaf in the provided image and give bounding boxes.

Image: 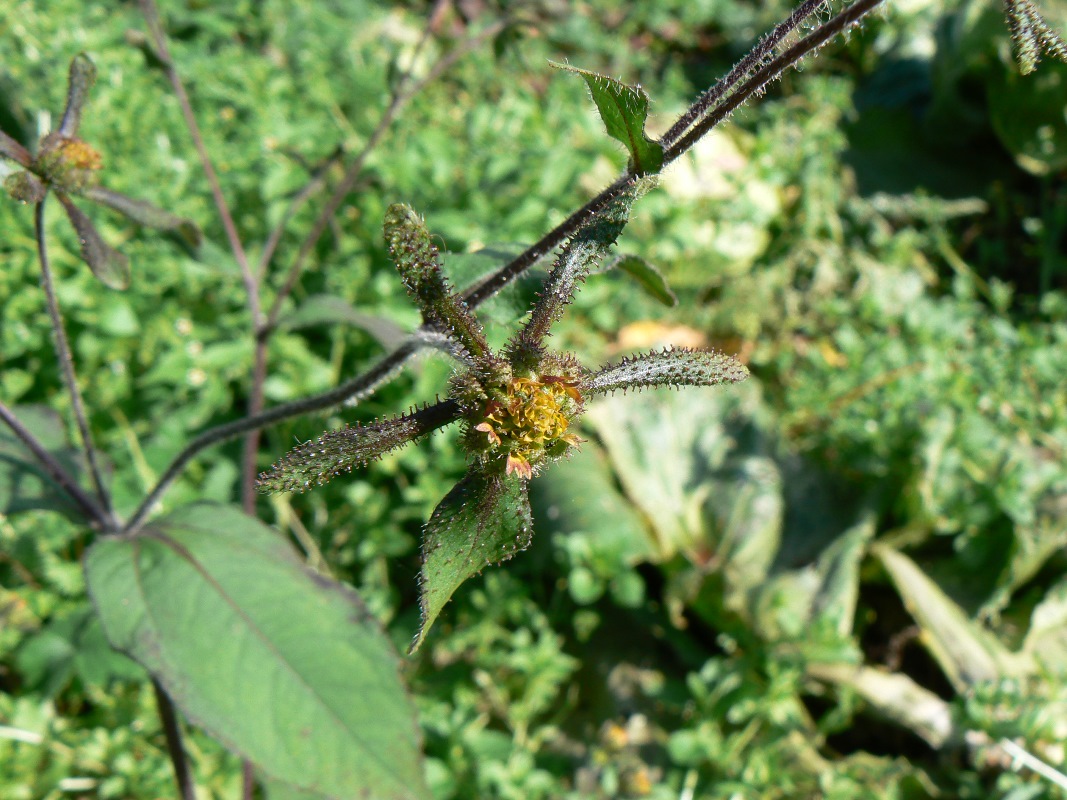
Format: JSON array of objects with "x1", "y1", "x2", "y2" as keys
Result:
[
  {"x1": 85, "y1": 502, "x2": 428, "y2": 800},
  {"x1": 1023, "y1": 574, "x2": 1067, "y2": 673},
  {"x1": 1004, "y1": 0, "x2": 1067, "y2": 74},
  {"x1": 583, "y1": 346, "x2": 749, "y2": 396},
  {"x1": 874, "y1": 544, "x2": 1031, "y2": 690},
  {"x1": 59, "y1": 53, "x2": 96, "y2": 137},
  {"x1": 82, "y1": 186, "x2": 202, "y2": 249},
  {"x1": 277, "y1": 294, "x2": 408, "y2": 349},
  {"x1": 600, "y1": 253, "x2": 677, "y2": 306},
  {"x1": 257, "y1": 400, "x2": 461, "y2": 493},
  {"x1": 0, "y1": 405, "x2": 88, "y2": 519},
  {"x1": 56, "y1": 193, "x2": 130, "y2": 290},
  {"x1": 414, "y1": 471, "x2": 532, "y2": 653},
  {"x1": 550, "y1": 62, "x2": 664, "y2": 175}
]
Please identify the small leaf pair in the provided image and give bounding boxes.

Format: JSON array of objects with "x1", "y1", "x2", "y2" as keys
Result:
[{"x1": 0, "y1": 54, "x2": 200, "y2": 289}]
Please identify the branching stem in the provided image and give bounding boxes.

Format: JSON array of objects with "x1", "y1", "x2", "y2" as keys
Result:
[{"x1": 34, "y1": 198, "x2": 115, "y2": 528}]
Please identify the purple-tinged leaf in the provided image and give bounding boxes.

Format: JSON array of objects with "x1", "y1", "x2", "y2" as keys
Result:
[
  {"x1": 83, "y1": 186, "x2": 201, "y2": 248},
  {"x1": 583, "y1": 346, "x2": 749, "y2": 396},
  {"x1": 0, "y1": 129, "x2": 33, "y2": 167},
  {"x1": 4, "y1": 171, "x2": 46, "y2": 204},
  {"x1": 550, "y1": 62, "x2": 664, "y2": 176},
  {"x1": 56, "y1": 193, "x2": 130, "y2": 290},
  {"x1": 59, "y1": 54, "x2": 96, "y2": 137},
  {"x1": 384, "y1": 204, "x2": 496, "y2": 369},
  {"x1": 257, "y1": 400, "x2": 461, "y2": 493},
  {"x1": 413, "y1": 470, "x2": 532, "y2": 653}
]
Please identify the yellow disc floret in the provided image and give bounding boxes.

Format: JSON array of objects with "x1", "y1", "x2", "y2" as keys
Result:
[{"x1": 474, "y1": 375, "x2": 583, "y2": 478}]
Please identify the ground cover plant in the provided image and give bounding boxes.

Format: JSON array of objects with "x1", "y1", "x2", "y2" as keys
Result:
[{"x1": 2, "y1": 0, "x2": 1067, "y2": 798}]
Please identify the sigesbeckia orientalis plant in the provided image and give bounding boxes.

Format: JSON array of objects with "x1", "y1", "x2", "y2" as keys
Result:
[
  {"x1": 258, "y1": 188, "x2": 749, "y2": 650},
  {"x1": 0, "y1": 54, "x2": 200, "y2": 289}
]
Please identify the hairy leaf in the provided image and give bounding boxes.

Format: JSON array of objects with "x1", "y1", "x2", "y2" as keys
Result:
[
  {"x1": 583, "y1": 346, "x2": 749, "y2": 396},
  {"x1": 550, "y1": 62, "x2": 664, "y2": 175},
  {"x1": 83, "y1": 186, "x2": 202, "y2": 248},
  {"x1": 59, "y1": 53, "x2": 96, "y2": 137},
  {"x1": 508, "y1": 180, "x2": 653, "y2": 366},
  {"x1": 1004, "y1": 0, "x2": 1067, "y2": 74},
  {"x1": 56, "y1": 193, "x2": 130, "y2": 289},
  {"x1": 86, "y1": 503, "x2": 428, "y2": 799},
  {"x1": 257, "y1": 400, "x2": 461, "y2": 493},
  {"x1": 414, "y1": 470, "x2": 532, "y2": 652},
  {"x1": 384, "y1": 204, "x2": 494, "y2": 366}
]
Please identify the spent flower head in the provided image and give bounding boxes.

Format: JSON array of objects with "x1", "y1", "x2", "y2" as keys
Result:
[
  {"x1": 0, "y1": 54, "x2": 200, "y2": 289},
  {"x1": 258, "y1": 186, "x2": 748, "y2": 650}
]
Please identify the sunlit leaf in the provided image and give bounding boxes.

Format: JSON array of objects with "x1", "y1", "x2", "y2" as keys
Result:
[
  {"x1": 414, "y1": 470, "x2": 532, "y2": 653},
  {"x1": 83, "y1": 186, "x2": 202, "y2": 248},
  {"x1": 875, "y1": 544, "x2": 1031, "y2": 690},
  {"x1": 59, "y1": 53, "x2": 96, "y2": 137},
  {"x1": 86, "y1": 503, "x2": 428, "y2": 800},
  {"x1": 550, "y1": 62, "x2": 664, "y2": 175},
  {"x1": 257, "y1": 400, "x2": 461, "y2": 493},
  {"x1": 583, "y1": 346, "x2": 748, "y2": 395},
  {"x1": 384, "y1": 204, "x2": 494, "y2": 366},
  {"x1": 56, "y1": 193, "x2": 130, "y2": 290}
]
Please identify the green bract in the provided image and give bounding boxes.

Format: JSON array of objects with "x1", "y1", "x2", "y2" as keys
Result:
[
  {"x1": 258, "y1": 186, "x2": 749, "y2": 650},
  {"x1": 0, "y1": 54, "x2": 200, "y2": 289}
]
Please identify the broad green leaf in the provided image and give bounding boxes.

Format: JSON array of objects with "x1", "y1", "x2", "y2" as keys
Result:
[
  {"x1": 807, "y1": 663, "x2": 953, "y2": 749},
  {"x1": 987, "y1": 58, "x2": 1067, "y2": 174},
  {"x1": 583, "y1": 346, "x2": 749, "y2": 396},
  {"x1": 414, "y1": 471, "x2": 532, "y2": 653},
  {"x1": 875, "y1": 544, "x2": 1031, "y2": 690},
  {"x1": 59, "y1": 54, "x2": 96, "y2": 137},
  {"x1": 0, "y1": 405, "x2": 88, "y2": 519},
  {"x1": 56, "y1": 193, "x2": 130, "y2": 290},
  {"x1": 257, "y1": 400, "x2": 461, "y2": 493},
  {"x1": 550, "y1": 62, "x2": 664, "y2": 175},
  {"x1": 85, "y1": 503, "x2": 428, "y2": 800},
  {"x1": 277, "y1": 294, "x2": 408, "y2": 349},
  {"x1": 82, "y1": 186, "x2": 202, "y2": 249},
  {"x1": 601, "y1": 253, "x2": 677, "y2": 306}
]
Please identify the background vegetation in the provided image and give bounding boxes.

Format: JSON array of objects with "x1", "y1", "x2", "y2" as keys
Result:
[{"x1": 2, "y1": 0, "x2": 1067, "y2": 797}]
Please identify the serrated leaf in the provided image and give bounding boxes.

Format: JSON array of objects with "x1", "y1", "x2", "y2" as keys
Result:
[
  {"x1": 601, "y1": 253, "x2": 676, "y2": 306},
  {"x1": 277, "y1": 294, "x2": 408, "y2": 349},
  {"x1": 414, "y1": 471, "x2": 532, "y2": 653},
  {"x1": 583, "y1": 346, "x2": 749, "y2": 395},
  {"x1": 550, "y1": 62, "x2": 663, "y2": 175},
  {"x1": 0, "y1": 405, "x2": 89, "y2": 519},
  {"x1": 875, "y1": 544, "x2": 1031, "y2": 690},
  {"x1": 85, "y1": 503, "x2": 428, "y2": 800},
  {"x1": 59, "y1": 53, "x2": 96, "y2": 137},
  {"x1": 257, "y1": 400, "x2": 461, "y2": 493},
  {"x1": 0, "y1": 129, "x2": 33, "y2": 167},
  {"x1": 82, "y1": 186, "x2": 202, "y2": 248},
  {"x1": 56, "y1": 193, "x2": 130, "y2": 289}
]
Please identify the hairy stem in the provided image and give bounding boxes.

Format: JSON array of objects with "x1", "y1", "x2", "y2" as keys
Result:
[
  {"x1": 153, "y1": 679, "x2": 196, "y2": 800},
  {"x1": 0, "y1": 399, "x2": 109, "y2": 526},
  {"x1": 35, "y1": 199, "x2": 115, "y2": 527},
  {"x1": 124, "y1": 0, "x2": 884, "y2": 533}
]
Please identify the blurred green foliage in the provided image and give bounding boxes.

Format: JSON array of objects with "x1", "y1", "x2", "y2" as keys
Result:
[{"x1": 2, "y1": 0, "x2": 1067, "y2": 798}]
